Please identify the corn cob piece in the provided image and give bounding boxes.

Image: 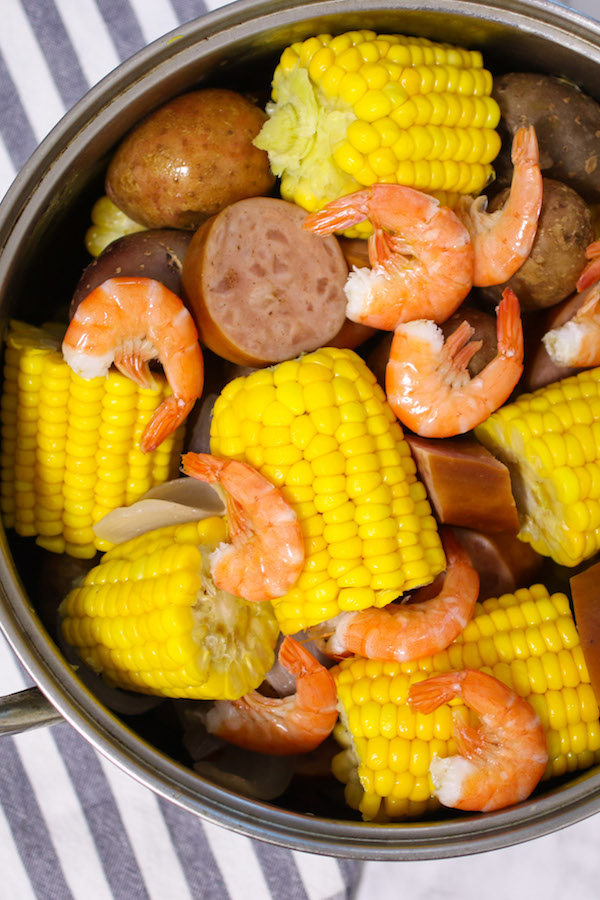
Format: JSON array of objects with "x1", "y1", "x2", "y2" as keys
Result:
[
  {"x1": 0, "y1": 321, "x2": 183, "y2": 558},
  {"x1": 475, "y1": 367, "x2": 600, "y2": 567},
  {"x1": 60, "y1": 517, "x2": 280, "y2": 699},
  {"x1": 210, "y1": 347, "x2": 446, "y2": 634},
  {"x1": 85, "y1": 196, "x2": 145, "y2": 257},
  {"x1": 254, "y1": 30, "x2": 501, "y2": 236},
  {"x1": 333, "y1": 584, "x2": 600, "y2": 821}
]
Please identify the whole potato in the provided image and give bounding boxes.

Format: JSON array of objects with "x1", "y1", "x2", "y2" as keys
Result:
[
  {"x1": 70, "y1": 229, "x2": 192, "y2": 317},
  {"x1": 479, "y1": 178, "x2": 593, "y2": 310},
  {"x1": 105, "y1": 89, "x2": 275, "y2": 230},
  {"x1": 492, "y1": 73, "x2": 600, "y2": 202}
]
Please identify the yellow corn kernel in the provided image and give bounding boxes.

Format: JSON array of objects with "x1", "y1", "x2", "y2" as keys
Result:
[
  {"x1": 334, "y1": 585, "x2": 600, "y2": 820},
  {"x1": 476, "y1": 368, "x2": 600, "y2": 567},
  {"x1": 60, "y1": 519, "x2": 278, "y2": 700},
  {"x1": 256, "y1": 31, "x2": 501, "y2": 237},
  {"x1": 0, "y1": 321, "x2": 185, "y2": 557},
  {"x1": 211, "y1": 348, "x2": 444, "y2": 633}
]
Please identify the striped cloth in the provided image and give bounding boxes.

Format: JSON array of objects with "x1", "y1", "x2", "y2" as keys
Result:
[{"x1": 0, "y1": 4, "x2": 362, "y2": 897}]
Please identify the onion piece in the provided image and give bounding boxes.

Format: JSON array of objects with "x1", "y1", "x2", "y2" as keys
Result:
[{"x1": 93, "y1": 476, "x2": 225, "y2": 544}]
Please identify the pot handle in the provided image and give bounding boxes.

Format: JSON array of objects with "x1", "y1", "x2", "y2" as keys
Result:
[{"x1": 0, "y1": 686, "x2": 63, "y2": 735}]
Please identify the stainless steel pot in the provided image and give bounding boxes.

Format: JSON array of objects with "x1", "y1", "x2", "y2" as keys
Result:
[{"x1": 1, "y1": 0, "x2": 600, "y2": 860}]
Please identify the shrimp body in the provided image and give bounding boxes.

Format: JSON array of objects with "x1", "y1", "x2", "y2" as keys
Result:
[
  {"x1": 62, "y1": 277, "x2": 204, "y2": 453},
  {"x1": 321, "y1": 529, "x2": 479, "y2": 662},
  {"x1": 181, "y1": 452, "x2": 304, "y2": 603},
  {"x1": 204, "y1": 636, "x2": 338, "y2": 755},
  {"x1": 542, "y1": 281, "x2": 600, "y2": 367},
  {"x1": 408, "y1": 669, "x2": 548, "y2": 812},
  {"x1": 456, "y1": 126, "x2": 542, "y2": 287},
  {"x1": 304, "y1": 183, "x2": 474, "y2": 331},
  {"x1": 385, "y1": 288, "x2": 524, "y2": 437}
]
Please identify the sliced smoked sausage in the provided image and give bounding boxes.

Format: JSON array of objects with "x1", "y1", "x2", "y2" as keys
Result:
[{"x1": 181, "y1": 197, "x2": 349, "y2": 365}]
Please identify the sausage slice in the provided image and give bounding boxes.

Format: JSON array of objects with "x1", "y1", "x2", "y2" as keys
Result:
[{"x1": 181, "y1": 197, "x2": 348, "y2": 365}]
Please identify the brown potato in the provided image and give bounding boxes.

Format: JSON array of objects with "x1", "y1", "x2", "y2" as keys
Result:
[
  {"x1": 479, "y1": 178, "x2": 593, "y2": 310},
  {"x1": 492, "y1": 72, "x2": 600, "y2": 203},
  {"x1": 105, "y1": 89, "x2": 275, "y2": 230},
  {"x1": 70, "y1": 229, "x2": 192, "y2": 316}
]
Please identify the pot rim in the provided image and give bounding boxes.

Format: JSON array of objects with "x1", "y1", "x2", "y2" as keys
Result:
[{"x1": 2, "y1": 0, "x2": 600, "y2": 860}]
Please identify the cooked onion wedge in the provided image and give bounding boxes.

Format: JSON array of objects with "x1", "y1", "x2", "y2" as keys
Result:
[{"x1": 93, "y1": 476, "x2": 225, "y2": 544}]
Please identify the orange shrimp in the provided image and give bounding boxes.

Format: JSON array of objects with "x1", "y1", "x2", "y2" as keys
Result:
[
  {"x1": 385, "y1": 288, "x2": 524, "y2": 437},
  {"x1": 204, "y1": 636, "x2": 338, "y2": 755},
  {"x1": 576, "y1": 239, "x2": 600, "y2": 293},
  {"x1": 62, "y1": 276, "x2": 204, "y2": 453},
  {"x1": 456, "y1": 126, "x2": 542, "y2": 287},
  {"x1": 319, "y1": 529, "x2": 479, "y2": 662},
  {"x1": 181, "y1": 452, "x2": 304, "y2": 603},
  {"x1": 303, "y1": 183, "x2": 474, "y2": 331},
  {"x1": 542, "y1": 280, "x2": 600, "y2": 367},
  {"x1": 408, "y1": 669, "x2": 548, "y2": 812}
]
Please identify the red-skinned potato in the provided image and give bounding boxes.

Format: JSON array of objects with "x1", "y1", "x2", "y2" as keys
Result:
[
  {"x1": 105, "y1": 89, "x2": 275, "y2": 230},
  {"x1": 492, "y1": 73, "x2": 600, "y2": 203},
  {"x1": 70, "y1": 229, "x2": 192, "y2": 317},
  {"x1": 181, "y1": 197, "x2": 348, "y2": 366},
  {"x1": 453, "y1": 528, "x2": 544, "y2": 601}
]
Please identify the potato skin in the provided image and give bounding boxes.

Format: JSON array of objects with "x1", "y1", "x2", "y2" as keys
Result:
[
  {"x1": 479, "y1": 178, "x2": 593, "y2": 310},
  {"x1": 70, "y1": 229, "x2": 192, "y2": 316},
  {"x1": 105, "y1": 89, "x2": 275, "y2": 230},
  {"x1": 493, "y1": 73, "x2": 600, "y2": 202}
]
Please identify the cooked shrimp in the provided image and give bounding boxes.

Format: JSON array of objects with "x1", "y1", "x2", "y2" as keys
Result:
[
  {"x1": 303, "y1": 183, "x2": 474, "y2": 331},
  {"x1": 317, "y1": 529, "x2": 479, "y2": 662},
  {"x1": 456, "y1": 126, "x2": 542, "y2": 287},
  {"x1": 181, "y1": 452, "x2": 304, "y2": 603},
  {"x1": 408, "y1": 669, "x2": 548, "y2": 812},
  {"x1": 542, "y1": 280, "x2": 600, "y2": 367},
  {"x1": 62, "y1": 276, "x2": 204, "y2": 453},
  {"x1": 385, "y1": 288, "x2": 524, "y2": 437},
  {"x1": 576, "y1": 239, "x2": 600, "y2": 293},
  {"x1": 204, "y1": 636, "x2": 338, "y2": 755}
]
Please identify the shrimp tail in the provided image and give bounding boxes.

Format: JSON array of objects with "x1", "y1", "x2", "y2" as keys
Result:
[
  {"x1": 511, "y1": 123, "x2": 539, "y2": 167},
  {"x1": 181, "y1": 451, "x2": 224, "y2": 482},
  {"x1": 577, "y1": 239, "x2": 600, "y2": 293},
  {"x1": 140, "y1": 395, "x2": 196, "y2": 454},
  {"x1": 408, "y1": 670, "x2": 464, "y2": 713},
  {"x1": 496, "y1": 288, "x2": 524, "y2": 359},
  {"x1": 278, "y1": 635, "x2": 320, "y2": 677},
  {"x1": 303, "y1": 190, "x2": 371, "y2": 235}
]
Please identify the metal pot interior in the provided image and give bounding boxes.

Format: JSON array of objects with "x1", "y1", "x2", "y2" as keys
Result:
[{"x1": 1, "y1": 0, "x2": 600, "y2": 859}]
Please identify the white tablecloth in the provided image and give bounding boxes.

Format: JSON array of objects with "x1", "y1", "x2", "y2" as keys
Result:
[{"x1": 0, "y1": 2, "x2": 599, "y2": 898}]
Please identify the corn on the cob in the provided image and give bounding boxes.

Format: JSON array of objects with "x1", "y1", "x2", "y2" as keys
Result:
[
  {"x1": 475, "y1": 367, "x2": 600, "y2": 567},
  {"x1": 254, "y1": 30, "x2": 501, "y2": 236},
  {"x1": 59, "y1": 517, "x2": 280, "y2": 699},
  {"x1": 209, "y1": 347, "x2": 446, "y2": 634},
  {"x1": 0, "y1": 321, "x2": 183, "y2": 558},
  {"x1": 332, "y1": 584, "x2": 600, "y2": 821},
  {"x1": 85, "y1": 196, "x2": 145, "y2": 257}
]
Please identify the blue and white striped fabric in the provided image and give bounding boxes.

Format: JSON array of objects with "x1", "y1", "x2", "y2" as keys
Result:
[
  {"x1": 0, "y1": 3, "x2": 363, "y2": 898},
  {"x1": 0, "y1": 1, "x2": 598, "y2": 898}
]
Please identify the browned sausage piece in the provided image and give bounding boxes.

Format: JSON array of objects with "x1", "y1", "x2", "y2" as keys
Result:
[
  {"x1": 181, "y1": 197, "x2": 349, "y2": 365},
  {"x1": 405, "y1": 433, "x2": 520, "y2": 534}
]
